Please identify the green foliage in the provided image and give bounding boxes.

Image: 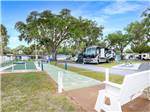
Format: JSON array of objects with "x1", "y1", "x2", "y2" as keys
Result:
[
  {"x1": 131, "y1": 43, "x2": 150, "y2": 53},
  {"x1": 106, "y1": 31, "x2": 130, "y2": 59},
  {"x1": 15, "y1": 9, "x2": 103, "y2": 59},
  {"x1": 71, "y1": 17, "x2": 103, "y2": 53},
  {"x1": 105, "y1": 7, "x2": 150, "y2": 55},
  {"x1": 0, "y1": 24, "x2": 9, "y2": 54},
  {"x1": 124, "y1": 8, "x2": 150, "y2": 53},
  {"x1": 12, "y1": 44, "x2": 47, "y2": 55},
  {"x1": 125, "y1": 48, "x2": 133, "y2": 53},
  {"x1": 95, "y1": 40, "x2": 106, "y2": 48},
  {"x1": 57, "y1": 47, "x2": 72, "y2": 55},
  {"x1": 15, "y1": 9, "x2": 75, "y2": 59},
  {"x1": 3, "y1": 47, "x2": 13, "y2": 54},
  {"x1": 12, "y1": 45, "x2": 26, "y2": 55},
  {"x1": 126, "y1": 21, "x2": 150, "y2": 53},
  {"x1": 126, "y1": 21, "x2": 145, "y2": 45},
  {"x1": 142, "y1": 8, "x2": 150, "y2": 41}
]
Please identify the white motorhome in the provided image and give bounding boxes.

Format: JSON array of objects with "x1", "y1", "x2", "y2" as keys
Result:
[
  {"x1": 83, "y1": 46, "x2": 115, "y2": 64},
  {"x1": 141, "y1": 53, "x2": 150, "y2": 60}
]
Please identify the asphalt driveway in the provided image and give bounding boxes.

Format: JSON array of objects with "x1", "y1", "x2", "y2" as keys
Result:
[{"x1": 60, "y1": 63, "x2": 138, "y2": 76}]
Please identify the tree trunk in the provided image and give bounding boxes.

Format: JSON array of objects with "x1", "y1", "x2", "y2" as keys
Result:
[
  {"x1": 120, "y1": 49, "x2": 124, "y2": 60},
  {"x1": 52, "y1": 48, "x2": 57, "y2": 61}
]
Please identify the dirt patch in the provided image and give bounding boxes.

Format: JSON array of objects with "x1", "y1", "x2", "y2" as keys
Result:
[
  {"x1": 64, "y1": 84, "x2": 105, "y2": 112},
  {"x1": 122, "y1": 95, "x2": 150, "y2": 112},
  {"x1": 64, "y1": 84, "x2": 150, "y2": 112}
]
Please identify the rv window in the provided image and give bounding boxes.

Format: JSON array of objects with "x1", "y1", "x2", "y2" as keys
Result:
[
  {"x1": 107, "y1": 50, "x2": 111, "y2": 54},
  {"x1": 96, "y1": 49, "x2": 99, "y2": 54},
  {"x1": 85, "y1": 48, "x2": 96, "y2": 55}
]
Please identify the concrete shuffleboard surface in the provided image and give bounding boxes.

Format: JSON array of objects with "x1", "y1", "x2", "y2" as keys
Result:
[
  {"x1": 43, "y1": 64, "x2": 101, "y2": 91},
  {"x1": 112, "y1": 63, "x2": 141, "y2": 70}
]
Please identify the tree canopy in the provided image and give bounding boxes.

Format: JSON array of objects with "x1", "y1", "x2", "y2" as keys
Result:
[
  {"x1": 15, "y1": 9, "x2": 103, "y2": 60},
  {"x1": 106, "y1": 31, "x2": 130, "y2": 59},
  {"x1": 106, "y1": 7, "x2": 150, "y2": 55},
  {"x1": 14, "y1": 7, "x2": 150, "y2": 58},
  {"x1": 142, "y1": 7, "x2": 150, "y2": 41},
  {"x1": 126, "y1": 20, "x2": 150, "y2": 53}
]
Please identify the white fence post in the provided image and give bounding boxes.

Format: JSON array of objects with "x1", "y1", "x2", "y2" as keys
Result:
[
  {"x1": 12, "y1": 62, "x2": 14, "y2": 72},
  {"x1": 58, "y1": 71, "x2": 63, "y2": 93},
  {"x1": 105, "y1": 68, "x2": 109, "y2": 82},
  {"x1": 25, "y1": 62, "x2": 27, "y2": 70}
]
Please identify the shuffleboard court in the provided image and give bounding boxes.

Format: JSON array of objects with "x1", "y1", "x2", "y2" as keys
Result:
[
  {"x1": 43, "y1": 64, "x2": 101, "y2": 91},
  {"x1": 0, "y1": 61, "x2": 14, "y2": 67},
  {"x1": 3, "y1": 62, "x2": 37, "y2": 72}
]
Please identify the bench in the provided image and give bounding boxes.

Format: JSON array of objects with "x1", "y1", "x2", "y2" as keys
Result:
[{"x1": 95, "y1": 70, "x2": 150, "y2": 112}]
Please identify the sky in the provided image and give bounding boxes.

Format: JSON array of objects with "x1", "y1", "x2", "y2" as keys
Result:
[{"x1": 1, "y1": 0, "x2": 150, "y2": 48}]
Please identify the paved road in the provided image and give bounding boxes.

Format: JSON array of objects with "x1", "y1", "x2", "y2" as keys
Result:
[{"x1": 60, "y1": 63, "x2": 138, "y2": 76}]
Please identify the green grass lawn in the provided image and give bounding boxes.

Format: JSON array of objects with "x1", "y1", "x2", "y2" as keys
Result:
[
  {"x1": 1, "y1": 72, "x2": 81, "y2": 112},
  {"x1": 97, "y1": 62, "x2": 120, "y2": 68},
  {"x1": 50, "y1": 61, "x2": 124, "y2": 84}
]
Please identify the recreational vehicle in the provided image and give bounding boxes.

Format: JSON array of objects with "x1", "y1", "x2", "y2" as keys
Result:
[
  {"x1": 83, "y1": 46, "x2": 115, "y2": 64},
  {"x1": 141, "y1": 53, "x2": 150, "y2": 60}
]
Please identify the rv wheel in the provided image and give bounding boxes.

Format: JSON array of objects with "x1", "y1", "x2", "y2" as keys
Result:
[
  {"x1": 97, "y1": 60, "x2": 99, "y2": 64},
  {"x1": 106, "y1": 60, "x2": 109, "y2": 63}
]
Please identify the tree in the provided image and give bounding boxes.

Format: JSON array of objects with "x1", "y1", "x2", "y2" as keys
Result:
[
  {"x1": 15, "y1": 9, "x2": 103, "y2": 60},
  {"x1": 79, "y1": 19, "x2": 103, "y2": 47},
  {"x1": 126, "y1": 21, "x2": 150, "y2": 53},
  {"x1": 15, "y1": 9, "x2": 77, "y2": 60},
  {"x1": 0, "y1": 24, "x2": 9, "y2": 55},
  {"x1": 66, "y1": 17, "x2": 103, "y2": 54},
  {"x1": 124, "y1": 8, "x2": 150, "y2": 54},
  {"x1": 23, "y1": 46, "x2": 33, "y2": 55},
  {"x1": 131, "y1": 43, "x2": 150, "y2": 53},
  {"x1": 142, "y1": 7, "x2": 150, "y2": 41},
  {"x1": 106, "y1": 31, "x2": 130, "y2": 59},
  {"x1": 95, "y1": 40, "x2": 106, "y2": 48},
  {"x1": 73, "y1": 17, "x2": 103, "y2": 51},
  {"x1": 12, "y1": 45, "x2": 26, "y2": 55},
  {"x1": 125, "y1": 48, "x2": 133, "y2": 53},
  {"x1": 27, "y1": 44, "x2": 47, "y2": 56},
  {"x1": 4, "y1": 47, "x2": 13, "y2": 54}
]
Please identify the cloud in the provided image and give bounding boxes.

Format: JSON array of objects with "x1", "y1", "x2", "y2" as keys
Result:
[
  {"x1": 71, "y1": 2, "x2": 92, "y2": 17},
  {"x1": 84, "y1": 15, "x2": 109, "y2": 25},
  {"x1": 71, "y1": 3, "x2": 110, "y2": 25},
  {"x1": 71, "y1": 1, "x2": 144, "y2": 26},
  {"x1": 102, "y1": 1, "x2": 142, "y2": 15}
]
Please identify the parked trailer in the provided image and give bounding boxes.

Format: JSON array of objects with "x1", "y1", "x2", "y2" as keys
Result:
[
  {"x1": 83, "y1": 46, "x2": 115, "y2": 64},
  {"x1": 141, "y1": 53, "x2": 150, "y2": 60}
]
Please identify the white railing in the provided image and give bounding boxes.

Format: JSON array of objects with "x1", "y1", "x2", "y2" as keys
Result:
[
  {"x1": 58, "y1": 71, "x2": 63, "y2": 93},
  {"x1": 95, "y1": 70, "x2": 150, "y2": 112}
]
